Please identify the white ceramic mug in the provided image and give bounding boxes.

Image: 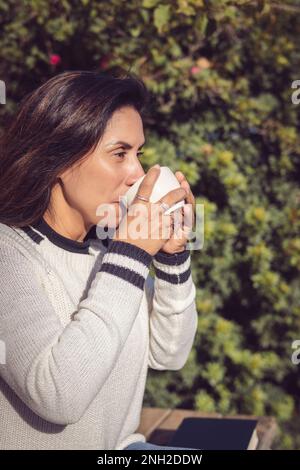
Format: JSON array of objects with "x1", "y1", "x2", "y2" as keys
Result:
[{"x1": 122, "y1": 166, "x2": 185, "y2": 215}]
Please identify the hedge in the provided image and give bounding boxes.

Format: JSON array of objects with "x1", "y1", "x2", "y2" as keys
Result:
[{"x1": 0, "y1": 0, "x2": 300, "y2": 449}]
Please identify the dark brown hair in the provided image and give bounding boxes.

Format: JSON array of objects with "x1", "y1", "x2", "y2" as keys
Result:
[{"x1": 0, "y1": 69, "x2": 150, "y2": 227}]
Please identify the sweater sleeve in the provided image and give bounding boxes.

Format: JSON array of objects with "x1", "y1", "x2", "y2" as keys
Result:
[
  {"x1": 0, "y1": 239, "x2": 152, "y2": 425},
  {"x1": 145, "y1": 249, "x2": 198, "y2": 371}
]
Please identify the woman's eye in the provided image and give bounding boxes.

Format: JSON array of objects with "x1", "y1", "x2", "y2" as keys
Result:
[
  {"x1": 114, "y1": 152, "x2": 126, "y2": 158},
  {"x1": 114, "y1": 151, "x2": 144, "y2": 159}
]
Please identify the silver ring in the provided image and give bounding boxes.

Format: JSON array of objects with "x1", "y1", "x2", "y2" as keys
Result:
[
  {"x1": 136, "y1": 194, "x2": 149, "y2": 202},
  {"x1": 159, "y1": 201, "x2": 170, "y2": 213}
]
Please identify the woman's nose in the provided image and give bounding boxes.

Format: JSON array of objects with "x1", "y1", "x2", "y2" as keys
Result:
[{"x1": 130, "y1": 167, "x2": 145, "y2": 185}]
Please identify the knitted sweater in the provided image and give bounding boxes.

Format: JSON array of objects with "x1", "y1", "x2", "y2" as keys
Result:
[{"x1": 0, "y1": 217, "x2": 198, "y2": 450}]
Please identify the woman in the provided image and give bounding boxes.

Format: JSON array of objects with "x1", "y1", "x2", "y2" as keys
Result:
[{"x1": 0, "y1": 70, "x2": 198, "y2": 450}]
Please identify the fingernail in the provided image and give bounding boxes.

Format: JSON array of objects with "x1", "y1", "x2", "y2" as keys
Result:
[{"x1": 153, "y1": 164, "x2": 160, "y2": 169}]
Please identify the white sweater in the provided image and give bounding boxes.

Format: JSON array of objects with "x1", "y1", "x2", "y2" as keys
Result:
[{"x1": 0, "y1": 217, "x2": 198, "y2": 450}]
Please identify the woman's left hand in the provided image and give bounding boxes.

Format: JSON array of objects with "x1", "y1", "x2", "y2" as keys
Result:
[{"x1": 158, "y1": 171, "x2": 196, "y2": 255}]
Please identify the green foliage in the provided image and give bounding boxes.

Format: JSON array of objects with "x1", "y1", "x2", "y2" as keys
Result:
[{"x1": 1, "y1": 0, "x2": 300, "y2": 449}]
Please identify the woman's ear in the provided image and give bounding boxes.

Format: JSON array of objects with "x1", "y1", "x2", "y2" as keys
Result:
[{"x1": 54, "y1": 176, "x2": 63, "y2": 186}]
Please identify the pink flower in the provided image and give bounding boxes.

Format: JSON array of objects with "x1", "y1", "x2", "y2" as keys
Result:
[
  {"x1": 49, "y1": 54, "x2": 61, "y2": 66},
  {"x1": 190, "y1": 66, "x2": 201, "y2": 75}
]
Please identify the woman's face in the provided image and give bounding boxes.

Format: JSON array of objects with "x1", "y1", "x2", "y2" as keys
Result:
[{"x1": 59, "y1": 105, "x2": 146, "y2": 230}]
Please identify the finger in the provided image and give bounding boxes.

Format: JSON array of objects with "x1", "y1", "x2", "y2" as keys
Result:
[
  {"x1": 180, "y1": 183, "x2": 195, "y2": 226},
  {"x1": 172, "y1": 207, "x2": 183, "y2": 232},
  {"x1": 171, "y1": 205, "x2": 191, "y2": 241},
  {"x1": 175, "y1": 173, "x2": 195, "y2": 206},
  {"x1": 183, "y1": 204, "x2": 193, "y2": 231},
  {"x1": 158, "y1": 187, "x2": 187, "y2": 211},
  {"x1": 135, "y1": 165, "x2": 161, "y2": 201},
  {"x1": 161, "y1": 212, "x2": 173, "y2": 241},
  {"x1": 175, "y1": 171, "x2": 186, "y2": 184},
  {"x1": 171, "y1": 212, "x2": 185, "y2": 242},
  {"x1": 181, "y1": 180, "x2": 190, "y2": 193}
]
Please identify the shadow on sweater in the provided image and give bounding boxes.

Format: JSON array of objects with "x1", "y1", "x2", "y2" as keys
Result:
[{"x1": 0, "y1": 377, "x2": 66, "y2": 434}]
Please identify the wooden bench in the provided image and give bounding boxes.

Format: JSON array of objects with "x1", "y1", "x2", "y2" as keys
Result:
[{"x1": 137, "y1": 407, "x2": 278, "y2": 450}]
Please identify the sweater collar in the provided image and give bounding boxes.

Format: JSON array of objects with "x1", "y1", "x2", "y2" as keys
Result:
[{"x1": 30, "y1": 217, "x2": 110, "y2": 254}]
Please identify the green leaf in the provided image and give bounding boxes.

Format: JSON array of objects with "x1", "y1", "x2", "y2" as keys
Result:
[
  {"x1": 153, "y1": 4, "x2": 170, "y2": 34},
  {"x1": 142, "y1": 0, "x2": 160, "y2": 8}
]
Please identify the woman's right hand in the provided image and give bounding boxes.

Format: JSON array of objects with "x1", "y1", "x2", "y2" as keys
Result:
[{"x1": 112, "y1": 166, "x2": 187, "y2": 256}]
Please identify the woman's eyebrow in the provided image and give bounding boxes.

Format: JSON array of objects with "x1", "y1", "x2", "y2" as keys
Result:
[{"x1": 105, "y1": 140, "x2": 145, "y2": 150}]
